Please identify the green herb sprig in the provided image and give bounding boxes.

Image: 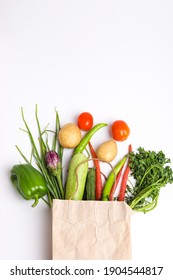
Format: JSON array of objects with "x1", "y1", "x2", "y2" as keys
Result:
[{"x1": 126, "y1": 147, "x2": 173, "y2": 213}]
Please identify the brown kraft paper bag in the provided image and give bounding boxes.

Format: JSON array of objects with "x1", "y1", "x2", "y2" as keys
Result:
[{"x1": 52, "y1": 199, "x2": 133, "y2": 260}]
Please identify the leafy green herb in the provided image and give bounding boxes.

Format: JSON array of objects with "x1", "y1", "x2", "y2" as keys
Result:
[{"x1": 126, "y1": 147, "x2": 173, "y2": 213}]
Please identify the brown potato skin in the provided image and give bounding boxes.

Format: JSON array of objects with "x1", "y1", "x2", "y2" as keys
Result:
[
  {"x1": 58, "y1": 123, "x2": 82, "y2": 148},
  {"x1": 96, "y1": 139, "x2": 118, "y2": 162}
]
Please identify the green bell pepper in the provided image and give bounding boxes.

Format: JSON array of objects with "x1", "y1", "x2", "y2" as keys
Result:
[{"x1": 11, "y1": 164, "x2": 48, "y2": 207}]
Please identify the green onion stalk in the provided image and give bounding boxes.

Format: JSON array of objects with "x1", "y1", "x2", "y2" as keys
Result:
[{"x1": 14, "y1": 105, "x2": 64, "y2": 207}]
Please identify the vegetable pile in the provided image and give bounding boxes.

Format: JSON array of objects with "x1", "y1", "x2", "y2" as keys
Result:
[{"x1": 10, "y1": 106, "x2": 173, "y2": 213}]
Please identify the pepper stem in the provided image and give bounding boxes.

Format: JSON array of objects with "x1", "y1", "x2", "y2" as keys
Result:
[{"x1": 31, "y1": 195, "x2": 39, "y2": 207}]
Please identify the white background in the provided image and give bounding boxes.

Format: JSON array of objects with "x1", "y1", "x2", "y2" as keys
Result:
[{"x1": 0, "y1": 0, "x2": 173, "y2": 263}]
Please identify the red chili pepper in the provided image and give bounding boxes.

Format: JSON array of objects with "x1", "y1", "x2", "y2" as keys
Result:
[
  {"x1": 118, "y1": 144, "x2": 132, "y2": 201},
  {"x1": 88, "y1": 141, "x2": 103, "y2": 200}
]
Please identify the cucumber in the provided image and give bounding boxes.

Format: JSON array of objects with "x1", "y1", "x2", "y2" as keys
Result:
[
  {"x1": 65, "y1": 153, "x2": 88, "y2": 200},
  {"x1": 86, "y1": 168, "x2": 96, "y2": 200}
]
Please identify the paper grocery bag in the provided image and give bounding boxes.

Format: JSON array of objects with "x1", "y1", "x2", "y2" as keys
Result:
[{"x1": 52, "y1": 199, "x2": 133, "y2": 260}]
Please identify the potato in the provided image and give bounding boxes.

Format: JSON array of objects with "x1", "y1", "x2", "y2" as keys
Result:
[
  {"x1": 58, "y1": 123, "x2": 82, "y2": 148},
  {"x1": 96, "y1": 139, "x2": 118, "y2": 162}
]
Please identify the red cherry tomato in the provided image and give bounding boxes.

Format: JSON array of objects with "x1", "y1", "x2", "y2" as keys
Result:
[
  {"x1": 77, "y1": 112, "x2": 93, "y2": 131},
  {"x1": 111, "y1": 120, "x2": 130, "y2": 141}
]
